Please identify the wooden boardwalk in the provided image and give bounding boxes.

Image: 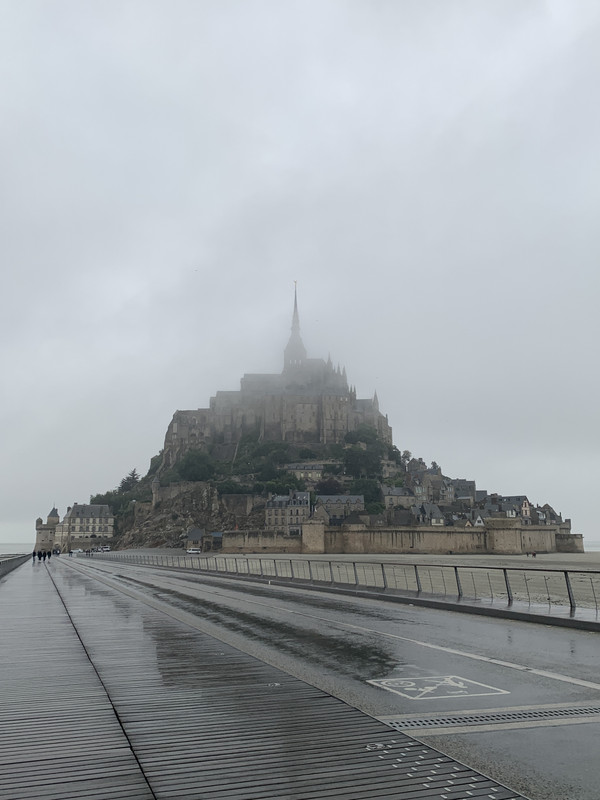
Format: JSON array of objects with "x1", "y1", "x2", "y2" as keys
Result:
[{"x1": 0, "y1": 559, "x2": 527, "y2": 799}]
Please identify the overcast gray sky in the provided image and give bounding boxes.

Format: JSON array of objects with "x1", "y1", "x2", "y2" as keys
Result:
[{"x1": 2, "y1": 1, "x2": 599, "y2": 547}]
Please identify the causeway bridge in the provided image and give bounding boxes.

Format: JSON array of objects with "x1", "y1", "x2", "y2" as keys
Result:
[{"x1": 3, "y1": 552, "x2": 598, "y2": 799}]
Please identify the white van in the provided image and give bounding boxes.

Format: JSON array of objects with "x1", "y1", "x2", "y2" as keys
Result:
[{"x1": 186, "y1": 548, "x2": 202, "y2": 554}]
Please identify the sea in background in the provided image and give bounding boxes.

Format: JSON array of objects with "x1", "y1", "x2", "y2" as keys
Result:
[{"x1": 0, "y1": 542, "x2": 33, "y2": 555}]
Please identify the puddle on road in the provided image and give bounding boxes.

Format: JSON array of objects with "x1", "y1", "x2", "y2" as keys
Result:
[{"x1": 123, "y1": 576, "x2": 400, "y2": 680}]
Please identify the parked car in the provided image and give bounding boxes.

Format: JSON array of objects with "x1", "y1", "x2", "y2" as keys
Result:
[
  {"x1": 101, "y1": 546, "x2": 111, "y2": 551},
  {"x1": 186, "y1": 548, "x2": 202, "y2": 554}
]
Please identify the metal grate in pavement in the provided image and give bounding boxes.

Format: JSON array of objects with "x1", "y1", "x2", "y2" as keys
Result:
[{"x1": 386, "y1": 706, "x2": 600, "y2": 730}]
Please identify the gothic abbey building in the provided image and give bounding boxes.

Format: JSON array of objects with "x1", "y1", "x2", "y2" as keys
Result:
[{"x1": 162, "y1": 290, "x2": 392, "y2": 468}]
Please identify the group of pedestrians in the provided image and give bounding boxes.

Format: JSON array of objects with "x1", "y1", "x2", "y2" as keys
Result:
[{"x1": 32, "y1": 549, "x2": 55, "y2": 563}]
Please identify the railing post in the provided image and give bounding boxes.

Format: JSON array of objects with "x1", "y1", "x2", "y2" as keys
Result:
[
  {"x1": 414, "y1": 564, "x2": 422, "y2": 593},
  {"x1": 381, "y1": 563, "x2": 388, "y2": 589},
  {"x1": 503, "y1": 569, "x2": 513, "y2": 605},
  {"x1": 329, "y1": 561, "x2": 334, "y2": 584},
  {"x1": 308, "y1": 560, "x2": 314, "y2": 583},
  {"x1": 353, "y1": 561, "x2": 359, "y2": 586},
  {"x1": 454, "y1": 566, "x2": 463, "y2": 598},
  {"x1": 274, "y1": 560, "x2": 279, "y2": 577},
  {"x1": 259, "y1": 558, "x2": 264, "y2": 577},
  {"x1": 564, "y1": 571, "x2": 576, "y2": 610},
  {"x1": 289, "y1": 559, "x2": 294, "y2": 579}
]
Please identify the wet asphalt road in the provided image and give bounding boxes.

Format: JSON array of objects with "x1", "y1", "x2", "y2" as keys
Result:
[{"x1": 73, "y1": 559, "x2": 600, "y2": 800}]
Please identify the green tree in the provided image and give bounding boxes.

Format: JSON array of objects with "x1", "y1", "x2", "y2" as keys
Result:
[
  {"x1": 176, "y1": 450, "x2": 215, "y2": 482},
  {"x1": 90, "y1": 489, "x2": 129, "y2": 516},
  {"x1": 345, "y1": 425, "x2": 379, "y2": 446},
  {"x1": 314, "y1": 477, "x2": 343, "y2": 495},
  {"x1": 216, "y1": 480, "x2": 253, "y2": 495},
  {"x1": 325, "y1": 443, "x2": 344, "y2": 459},
  {"x1": 256, "y1": 462, "x2": 280, "y2": 481},
  {"x1": 322, "y1": 463, "x2": 343, "y2": 476},
  {"x1": 299, "y1": 448, "x2": 317, "y2": 460},
  {"x1": 254, "y1": 474, "x2": 306, "y2": 495},
  {"x1": 388, "y1": 445, "x2": 402, "y2": 464},
  {"x1": 349, "y1": 478, "x2": 382, "y2": 505},
  {"x1": 119, "y1": 469, "x2": 140, "y2": 493},
  {"x1": 343, "y1": 446, "x2": 382, "y2": 478}
]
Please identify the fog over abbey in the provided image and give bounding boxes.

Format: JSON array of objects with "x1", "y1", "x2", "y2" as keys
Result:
[{"x1": 162, "y1": 288, "x2": 392, "y2": 468}]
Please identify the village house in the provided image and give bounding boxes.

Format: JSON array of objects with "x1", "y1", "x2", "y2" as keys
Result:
[
  {"x1": 265, "y1": 490, "x2": 311, "y2": 535},
  {"x1": 314, "y1": 494, "x2": 365, "y2": 525},
  {"x1": 382, "y1": 486, "x2": 414, "y2": 509},
  {"x1": 35, "y1": 503, "x2": 114, "y2": 552}
]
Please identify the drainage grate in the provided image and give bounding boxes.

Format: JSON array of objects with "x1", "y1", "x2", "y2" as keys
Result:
[{"x1": 385, "y1": 705, "x2": 600, "y2": 729}]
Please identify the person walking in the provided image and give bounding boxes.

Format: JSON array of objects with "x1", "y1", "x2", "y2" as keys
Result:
[
  {"x1": 37, "y1": 550, "x2": 42, "y2": 561},
  {"x1": 42, "y1": 551, "x2": 46, "y2": 562},
  {"x1": 32, "y1": 550, "x2": 36, "y2": 563},
  {"x1": 47, "y1": 550, "x2": 52, "y2": 562}
]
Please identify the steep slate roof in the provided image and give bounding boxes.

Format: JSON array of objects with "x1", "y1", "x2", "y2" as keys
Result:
[
  {"x1": 421, "y1": 502, "x2": 443, "y2": 518},
  {"x1": 316, "y1": 495, "x2": 364, "y2": 504},
  {"x1": 65, "y1": 504, "x2": 112, "y2": 518},
  {"x1": 382, "y1": 486, "x2": 412, "y2": 497},
  {"x1": 284, "y1": 463, "x2": 326, "y2": 470},
  {"x1": 267, "y1": 492, "x2": 310, "y2": 507}
]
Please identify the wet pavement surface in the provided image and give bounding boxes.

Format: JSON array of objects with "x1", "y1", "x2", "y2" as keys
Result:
[
  {"x1": 66, "y1": 556, "x2": 600, "y2": 799},
  {"x1": 0, "y1": 559, "x2": 529, "y2": 799}
]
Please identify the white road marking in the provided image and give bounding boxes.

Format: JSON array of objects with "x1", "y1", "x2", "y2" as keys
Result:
[{"x1": 368, "y1": 675, "x2": 510, "y2": 699}]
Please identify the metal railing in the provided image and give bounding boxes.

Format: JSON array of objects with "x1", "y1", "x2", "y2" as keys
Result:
[{"x1": 93, "y1": 551, "x2": 600, "y2": 614}]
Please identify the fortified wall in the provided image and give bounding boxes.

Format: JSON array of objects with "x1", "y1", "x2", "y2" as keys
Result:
[{"x1": 220, "y1": 520, "x2": 583, "y2": 556}]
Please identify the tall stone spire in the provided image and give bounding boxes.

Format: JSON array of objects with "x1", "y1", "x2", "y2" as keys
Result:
[{"x1": 284, "y1": 282, "x2": 307, "y2": 371}]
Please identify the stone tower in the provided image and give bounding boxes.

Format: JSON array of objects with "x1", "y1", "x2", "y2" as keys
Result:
[{"x1": 35, "y1": 507, "x2": 60, "y2": 550}]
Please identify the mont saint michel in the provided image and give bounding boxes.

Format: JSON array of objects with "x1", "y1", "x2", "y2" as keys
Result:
[
  {"x1": 162, "y1": 287, "x2": 391, "y2": 467},
  {"x1": 39, "y1": 290, "x2": 581, "y2": 556}
]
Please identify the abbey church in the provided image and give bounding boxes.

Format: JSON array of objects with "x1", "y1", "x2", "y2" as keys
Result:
[{"x1": 162, "y1": 289, "x2": 392, "y2": 467}]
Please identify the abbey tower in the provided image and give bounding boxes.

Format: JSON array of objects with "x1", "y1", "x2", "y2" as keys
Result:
[{"x1": 162, "y1": 289, "x2": 392, "y2": 467}]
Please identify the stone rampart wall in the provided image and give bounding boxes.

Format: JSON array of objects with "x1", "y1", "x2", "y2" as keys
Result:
[
  {"x1": 222, "y1": 529, "x2": 303, "y2": 554},
  {"x1": 325, "y1": 527, "x2": 487, "y2": 554},
  {"x1": 220, "y1": 522, "x2": 581, "y2": 555},
  {"x1": 556, "y1": 532, "x2": 585, "y2": 553}
]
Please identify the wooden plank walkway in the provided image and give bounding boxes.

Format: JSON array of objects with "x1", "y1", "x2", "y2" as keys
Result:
[
  {"x1": 0, "y1": 559, "x2": 154, "y2": 800},
  {"x1": 0, "y1": 559, "x2": 528, "y2": 799}
]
